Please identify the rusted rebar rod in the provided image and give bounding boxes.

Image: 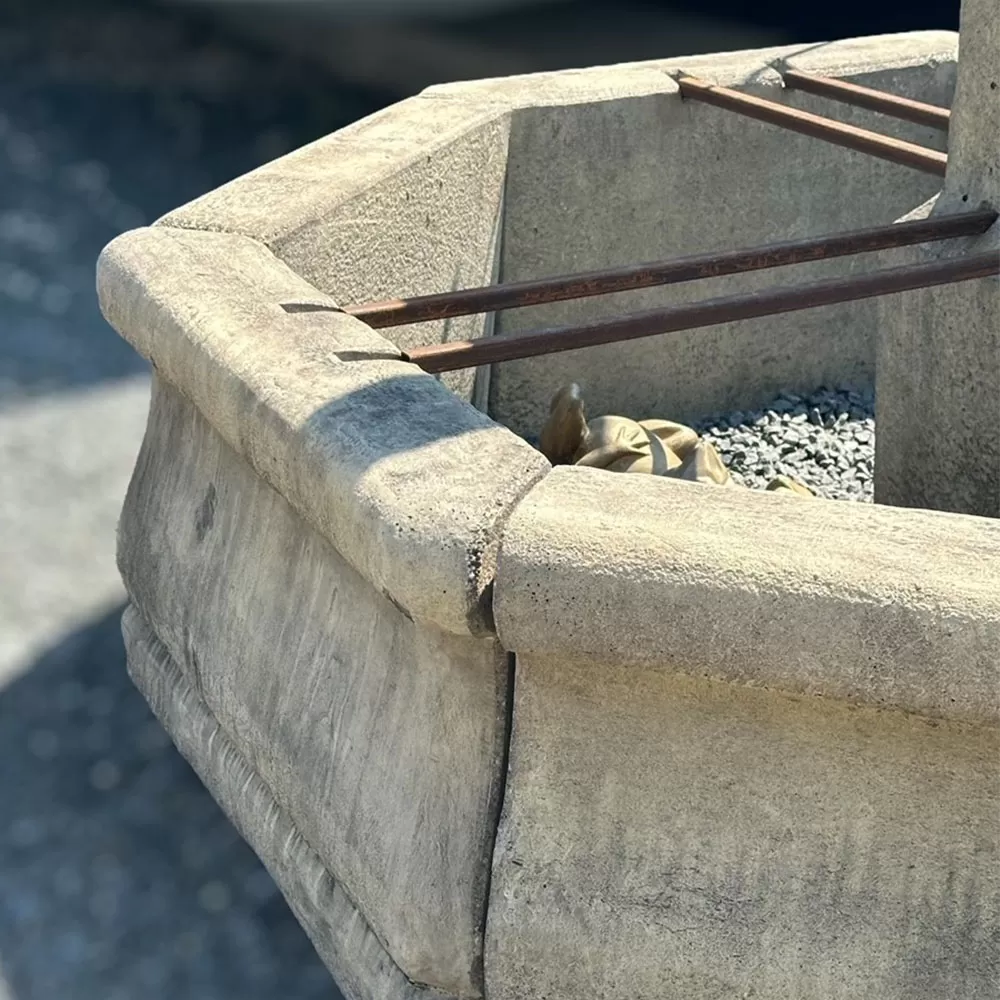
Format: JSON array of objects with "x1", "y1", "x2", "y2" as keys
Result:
[
  {"x1": 404, "y1": 251, "x2": 999, "y2": 374},
  {"x1": 345, "y1": 209, "x2": 994, "y2": 328},
  {"x1": 676, "y1": 75, "x2": 947, "y2": 176},
  {"x1": 781, "y1": 69, "x2": 951, "y2": 131}
]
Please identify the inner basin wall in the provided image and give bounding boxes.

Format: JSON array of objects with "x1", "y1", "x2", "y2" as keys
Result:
[{"x1": 479, "y1": 32, "x2": 956, "y2": 438}]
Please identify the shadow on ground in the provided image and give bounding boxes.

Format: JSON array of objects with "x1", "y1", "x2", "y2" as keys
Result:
[
  {"x1": 0, "y1": 0, "x2": 389, "y2": 402},
  {"x1": 0, "y1": 605, "x2": 343, "y2": 1000}
]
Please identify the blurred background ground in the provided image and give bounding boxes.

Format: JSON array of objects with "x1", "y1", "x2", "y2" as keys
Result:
[{"x1": 0, "y1": 0, "x2": 958, "y2": 997}]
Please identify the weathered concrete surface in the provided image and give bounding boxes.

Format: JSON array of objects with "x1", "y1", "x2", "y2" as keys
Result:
[
  {"x1": 156, "y1": 98, "x2": 512, "y2": 401},
  {"x1": 495, "y1": 466, "x2": 1000, "y2": 723},
  {"x1": 118, "y1": 376, "x2": 510, "y2": 998},
  {"x1": 488, "y1": 466, "x2": 1000, "y2": 999},
  {"x1": 941, "y1": 0, "x2": 1000, "y2": 211},
  {"x1": 876, "y1": 0, "x2": 1000, "y2": 517},
  {"x1": 486, "y1": 33, "x2": 956, "y2": 438},
  {"x1": 97, "y1": 27, "x2": 999, "y2": 1000},
  {"x1": 97, "y1": 225, "x2": 550, "y2": 637},
  {"x1": 149, "y1": 32, "x2": 954, "y2": 427},
  {"x1": 486, "y1": 654, "x2": 999, "y2": 1000},
  {"x1": 0, "y1": 3, "x2": 396, "y2": 994},
  {"x1": 98, "y1": 224, "x2": 549, "y2": 996},
  {"x1": 122, "y1": 606, "x2": 432, "y2": 1000}
]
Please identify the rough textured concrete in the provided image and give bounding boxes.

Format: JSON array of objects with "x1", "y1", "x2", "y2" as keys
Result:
[
  {"x1": 495, "y1": 467, "x2": 1000, "y2": 724},
  {"x1": 153, "y1": 56, "x2": 697, "y2": 403},
  {"x1": 875, "y1": 0, "x2": 1000, "y2": 517},
  {"x1": 97, "y1": 225, "x2": 550, "y2": 637},
  {"x1": 122, "y1": 606, "x2": 450, "y2": 1000},
  {"x1": 940, "y1": 0, "x2": 1000, "y2": 211},
  {"x1": 119, "y1": 376, "x2": 511, "y2": 998},
  {"x1": 98, "y1": 24, "x2": 998, "y2": 1000},
  {"x1": 156, "y1": 96, "x2": 513, "y2": 401},
  {"x1": 150, "y1": 31, "x2": 955, "y2": 424},
  {"x1": 487, "y1": 33, "x2": 956, "y2": 438},
  {"x1": 486, "y1": 652, "x2": 999, "y2": 1000},
  {"x1": 489, "y1": 465, "x2": 1000, "y2": 998}
]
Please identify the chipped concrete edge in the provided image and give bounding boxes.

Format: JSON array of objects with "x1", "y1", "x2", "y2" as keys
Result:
[{"x1": 97, "y1": 225, "x2": 550, "y2": 636}]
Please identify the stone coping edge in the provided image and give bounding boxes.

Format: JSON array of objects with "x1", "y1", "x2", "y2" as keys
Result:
[
  {"x1": 97, "y1": 225, "x2": 550, "y2": 636},
  {"x1": 121, "y1": 604, "x2": 448, "y2": 1000},
  {"x1": 155, "y1": 31, "x2": 957, "y2": 248},
  {"x1": 494, "y1": 466, "x2": 1000, "y2": 725}
]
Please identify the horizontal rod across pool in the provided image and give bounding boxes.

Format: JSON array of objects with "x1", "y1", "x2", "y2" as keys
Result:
[
  {"x1": 344, "y1": 209, "x2": 994, "y2": 329},
  {"x1": 675, "y1": 75, "x2": 948, "y2": 176},
  {"x1": 403, "y1": 250, "x2": 1000, "y2": 373},
  {"x1": 780, "y1": 69, "x2": 951, "y2": 131}
]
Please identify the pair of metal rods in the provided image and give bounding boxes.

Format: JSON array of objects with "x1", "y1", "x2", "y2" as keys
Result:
[
  {"x1": 347, "y1": 210, "x2": 994, "y2": 329},
  {"x1": 404, "y1": 250, "x2": 999, "y2": 373},
  {"x1": 781, "y1": 69, "x2": 950, "y2": 132},
  {"x1": 346, "y1": 74, "x2": 958, "y2": 329},
  {"x1": 675, "y1": 75, "x2": 947, "y2": 176},
  {"x1": 343, "y1": 76, "x2": 990, "y2": 375}
]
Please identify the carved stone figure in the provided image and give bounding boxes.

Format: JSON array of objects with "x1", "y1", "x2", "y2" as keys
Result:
[{"x1": 539, "y1": 383, "x2": 814, "y2": 496}]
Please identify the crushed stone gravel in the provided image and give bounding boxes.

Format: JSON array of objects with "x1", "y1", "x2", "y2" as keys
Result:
[{"x1": 692, "y1": 383, "x2": 876, "y2": 502}]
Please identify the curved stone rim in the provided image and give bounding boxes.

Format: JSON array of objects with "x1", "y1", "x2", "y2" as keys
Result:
[
  {"x1": 493, "y1": 465, "x2": 1000, "y2": 724},
  {"x1": 97, "y1": 28, "x2": 966, "y2": 647},
  {"x1": 97, "y1": 225, "x2": 550, "y2": 636}
]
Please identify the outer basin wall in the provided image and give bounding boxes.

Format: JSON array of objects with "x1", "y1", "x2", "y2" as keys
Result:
[
  {"x1": 97, "y1": 225, "x2": 550, "y2": 638},
  {"x1": 118, "y1": 378, "x2": 509, "y2": 997},
  {"x1": 482, "y1": 32, "x2": 956, "y2": 438},
  {"x1": 487, "y1": 466, "x2": 1000, "y2": 999},
  {"x1": 121, "y1": 607, "x2": 438, "y2": 1000},
  {"x1": 98, "y1": 226, "x2": 550, "y2": 998}
]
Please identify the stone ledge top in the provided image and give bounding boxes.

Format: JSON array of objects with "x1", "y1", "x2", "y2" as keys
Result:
[
  {"x1": 98, "y1": 224, "x2": 550, "y2": 636},
  {"x1": 156, "y1": 31, "x2": 957, "y2": 249},
  {"x1": 494, "y1": 465, "x2": 1000, "y2": 724}
]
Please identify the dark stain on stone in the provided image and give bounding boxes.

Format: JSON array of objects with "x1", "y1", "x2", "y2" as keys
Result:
[{"x1": 195, "y1": 483, "x2": 217, "y2": 543}]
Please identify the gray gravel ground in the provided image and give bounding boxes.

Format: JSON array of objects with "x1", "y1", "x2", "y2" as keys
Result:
[
  {"x1": 692, "y1": 384, "x2": 876, "y2": 501},
  {"x1": 0, "y1": 2, "x2": 389, "y2": 997}
]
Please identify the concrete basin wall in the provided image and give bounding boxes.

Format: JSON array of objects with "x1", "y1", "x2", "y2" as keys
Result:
[
  {"x1": 158, "y1": 31, "x2": 956, "y2": 426},
  {"x1": 489, "y1": 468, "x2": 1000, "y2": 998},
  {"x1": 97, "y1": 29, "x2": 998, "y2": 1000},
  {"x1": 479, "y1": 32, "x2": 957, "y2": 436},
  {"x1": 98, "y1": 225, "x2": 551, "y2": 998}
]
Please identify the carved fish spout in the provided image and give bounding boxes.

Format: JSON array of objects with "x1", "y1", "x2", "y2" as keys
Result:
[{"x1": 538, "y1": 383, "x2": 815, "y2": 497}]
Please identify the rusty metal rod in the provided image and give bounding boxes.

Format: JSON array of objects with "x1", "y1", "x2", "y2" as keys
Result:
[
  {"x1": 345, "y1": 209, "x2": 995, "y2": 329},
  {"x1": 782, "y1": 69, "x2": 951, "y2": 131},
  {"x1": 404, "y1": 251, "x2": 999, "y2": 374},
  {"x1": 676, "y1": 75, "x2": 947, "y2": 176}
]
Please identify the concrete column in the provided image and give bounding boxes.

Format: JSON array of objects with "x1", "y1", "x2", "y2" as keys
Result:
[{"x1": 875, "y1": 0, "x2": 1000, "y2": 516}]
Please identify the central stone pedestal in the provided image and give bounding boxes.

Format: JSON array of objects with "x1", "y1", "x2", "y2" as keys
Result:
[{"x1": 875, "y1": 0, "x2": 1000, "y2": 517}]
